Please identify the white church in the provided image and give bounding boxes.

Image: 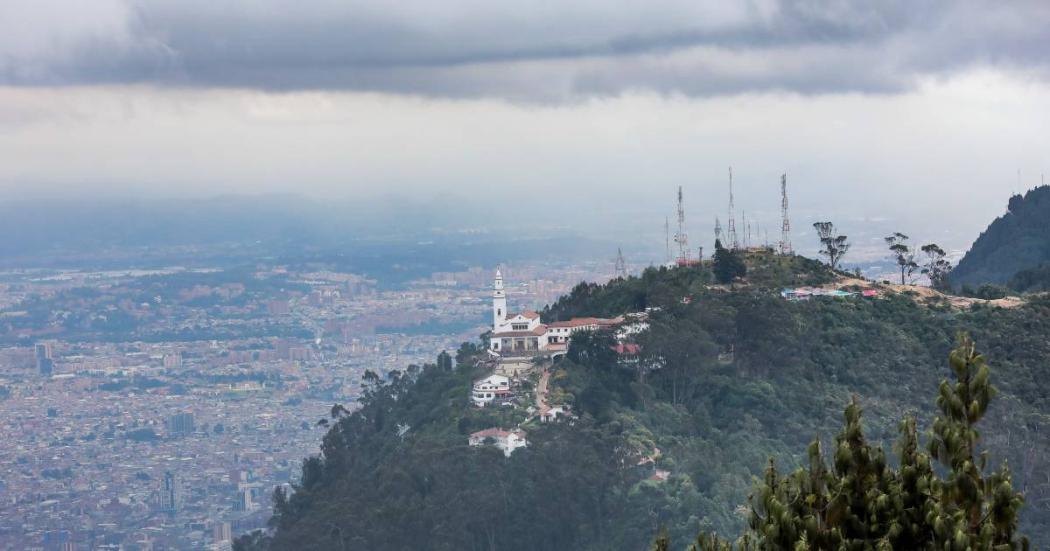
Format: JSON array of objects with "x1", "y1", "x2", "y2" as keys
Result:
[{"x1": 489, "y1": 269, "x2": 622, "y2": 356}]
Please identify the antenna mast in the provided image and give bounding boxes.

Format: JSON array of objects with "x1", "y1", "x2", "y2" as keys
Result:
[
  {"x1": 664, "y1": 217, "x2": 671, "y2": 264},
  {"x1": 674, "y1": 186, "x2": 689, "y2": 264},
  {"x1": 714, "y1": 217, "x2": 723, "y2": 244},
  {"x1": 727, "y1": 167, "x2": 739, "y2": 250},
  {"x1": 779, "y1": 173, "x2": 793, "y2": 255},
  {"x1": 614, "y1": 247, "x2": 627, "y2": 279},
  {"x1": 744, "y1": 212, "x2": 751, "y2": 249}
]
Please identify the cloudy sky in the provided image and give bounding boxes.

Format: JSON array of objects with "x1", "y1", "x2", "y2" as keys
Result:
[{"x1": 1, "y1": 0, "x2": 1048, "y2": 248}]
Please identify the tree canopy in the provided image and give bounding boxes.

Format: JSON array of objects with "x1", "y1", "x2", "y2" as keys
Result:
[
  {"x1": 713, "y1": 239, "x2": 747, "y2": 284},
  {"x1": 238, "y1": 260, "x2": 1050, "y2": 551},
  {"x1": 813, "y1": 222, "x2": 850, "y2": 270},
  {"x1": 679, "y1": 335, "x2": 1028, "y2": 550},
  {"x1": 952, "y1": 185, "x2": 1050, "y2": 287}
]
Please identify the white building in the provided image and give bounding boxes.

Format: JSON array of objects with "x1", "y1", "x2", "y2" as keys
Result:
[
  {"x1": 489, "y1": 269, "x2": 622, "y2": 356},
  {"x1": 471, "y1": 374, "x2": 512, "y2": 407},
  {"x1": 539, "y1": 404, "x2": 571, "y2": 423},
  {"x1": 469, "y1": 428, "x2": 528, "y2": 457}
]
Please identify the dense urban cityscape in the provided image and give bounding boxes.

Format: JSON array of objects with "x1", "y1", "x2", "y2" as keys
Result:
[{"x1": 0, "y1": 258, "x2": 618, "y2": 550}]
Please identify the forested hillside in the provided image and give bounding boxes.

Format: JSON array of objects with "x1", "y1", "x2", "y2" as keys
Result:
[
  {"x1": 238, "y1": 257, "x2": 1050, "y2": 550},
  {"x1": 952, "y1": 185, "x2": 1050, "y2": 287}
]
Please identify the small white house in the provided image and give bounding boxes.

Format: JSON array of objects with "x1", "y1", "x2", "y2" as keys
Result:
[
  {"x1": 469, "y1": 428, "x2": 528, "y2": 457},
  {"x1": 471, "y1": 374, "x2": 511, "y2": 407},
  {"x1": 539, "y1": 404, "x2": 571, "y2": 423}
]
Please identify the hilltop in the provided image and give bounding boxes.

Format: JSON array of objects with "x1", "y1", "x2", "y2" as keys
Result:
[
  {"x1": 952, "y1": 185, "x2": 1050, "y2": 288},
  {"x1": 237, "y1": 256, "x2": 1050, "y2": 550}
]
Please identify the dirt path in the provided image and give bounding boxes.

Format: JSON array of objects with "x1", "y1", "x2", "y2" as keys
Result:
[
  {"x1": 535, "y1": 369, "x2": 551, "y2": 416},
  {"x1": 828, "y1": 278, "x2": 1025, "y2": 309}
]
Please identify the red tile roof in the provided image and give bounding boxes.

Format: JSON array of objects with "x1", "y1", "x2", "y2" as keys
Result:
[
  {"x1": 613, "y1": 343, "x2": 641, "y2": 355},
  {"x1": 470, "y1": 428, "x2": 525, "y2": 439},
  {"x1": 548, "y1": 317, "x2": 622, "y2": 328},
  {"x1": 494, "y1": 325, "x2": 548, "y2": 337}
]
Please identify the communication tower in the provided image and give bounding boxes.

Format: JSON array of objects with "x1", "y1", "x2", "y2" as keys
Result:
[
  {"x1": 779, "y1": 173, "x2": 793, "y2": 255},
  {"x1": 727, "y1": 168, "x2": 739, "y2": 250},
  {"x1": 674, "y1": 186, "x2": 690, "y2": 264}
]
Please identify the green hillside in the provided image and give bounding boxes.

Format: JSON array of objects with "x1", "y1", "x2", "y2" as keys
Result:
[
  {"x1": 952, "y1": 185, "x2": 1050, "y2": 288},
  {"x1": 237, "y1": 257, "x2": 1050, "y2": 550}
]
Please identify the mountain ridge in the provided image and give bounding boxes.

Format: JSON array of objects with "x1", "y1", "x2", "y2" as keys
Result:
[
  {"x1": 952, "y1": 185, "x2": 1050, "y2": 288},
  {"x1": 237, "y1": 256, "x2": 1050, "y2": 550}
]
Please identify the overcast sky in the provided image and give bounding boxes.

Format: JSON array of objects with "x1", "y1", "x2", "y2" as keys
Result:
[{"x1": 1, "y1": 0, "x2": 1048, "y2": 249}]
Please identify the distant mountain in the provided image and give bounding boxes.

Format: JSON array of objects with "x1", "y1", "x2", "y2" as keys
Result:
[{"x1": 952, "y1": 185, "x2": 1050, "y2": 288}]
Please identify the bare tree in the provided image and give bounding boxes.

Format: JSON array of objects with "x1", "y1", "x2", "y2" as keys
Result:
[
  {"x1": 813, "y1": 221, "x2": 851, "y2": 271},
  {"x1": 885, "y1": 232, "x2": 919, "y2": 285}
]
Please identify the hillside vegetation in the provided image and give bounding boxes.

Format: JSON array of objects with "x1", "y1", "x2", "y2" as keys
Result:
[
  {"x1": 952, "y1": 185, "x2": 1050, "y2": 288},
  {"x1": 238, "y1": 256, "x2": 1050, "y2": 550}
]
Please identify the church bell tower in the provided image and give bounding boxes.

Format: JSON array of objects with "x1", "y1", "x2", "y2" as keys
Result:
[{"x1": 493, "y1": 268, "x2": 507, "y2": 330}]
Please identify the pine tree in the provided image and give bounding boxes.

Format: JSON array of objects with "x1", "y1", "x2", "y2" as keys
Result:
[
  {"x1": 675, "y1": 334, "x2": 1028, "y2": 550},
  {"x1": 714, "y1": 239, "x2": 747, "y2": 284}
]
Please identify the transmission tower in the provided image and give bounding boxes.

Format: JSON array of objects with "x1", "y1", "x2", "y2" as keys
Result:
[
  {"x1": 744, "y1": 211, "x2": 751, "y2": 249},
  {"x1": 727, "y1": 168, "x2": 739, "y2": 250},
  {"x1": 614, "y1": 247, "x2": 627, "y2": 278},
  {"x1": 674, "y1": 186, "x2": 689, "y2": 264},
  {"x1": 664, "y1": 217, "x2": 671, "y2": 264},
  {"x1": 714, "y1": 217, "x2": 723, "y2": 244},
  {"x1": 779, "y1": 173, "x2": 793, "y2": 255}
]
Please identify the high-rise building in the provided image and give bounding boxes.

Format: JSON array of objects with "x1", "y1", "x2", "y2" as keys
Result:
[
  {"x1": 35, "y1": 342, "x2": 54, "y2": 376},
  {"x1": 235, "y1": 485, "x2": 256, "y2": 512},
  {"x1": 212, "y1": 522, "x2": 232, "y2": 545},
  {"x1": 166, "y1": 413, "x2": 196, "y2": 437},
  {"x1": 42, "y1": 529, "x2": 71, "y2": 550},
  {"x1": 267, "y1": 299, "x2": 290, "y2": 316},
  {"x1": 159, "y1": 471, "x2": 183, "y2": 515},
  {"x1": 162, "y1": 353, "x2": 183, "y2": 369}
]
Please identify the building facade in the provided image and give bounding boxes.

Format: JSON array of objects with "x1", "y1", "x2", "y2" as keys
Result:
[
  {"x1": 468, "y1": 428, "x2": 528, "y2": 457},
  {"x1": 488, "y1": 269, "x2": 621, "y2": 356},
  {"x1": 471, "y1": 374, "x2": 512, "y2": 407}
]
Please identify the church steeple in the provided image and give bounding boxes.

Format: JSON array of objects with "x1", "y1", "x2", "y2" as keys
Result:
[{"x1": 493, "y1": 268, "x2": 507, "y2": 330}]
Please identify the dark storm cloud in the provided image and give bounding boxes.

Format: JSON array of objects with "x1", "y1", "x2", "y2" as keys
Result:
[{"x1": 2, "y1": 0, "x2": 1049, "y2": 100}]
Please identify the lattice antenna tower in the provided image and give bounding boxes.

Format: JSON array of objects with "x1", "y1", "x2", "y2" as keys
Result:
[
  {"x1": 779, "y1": 173, "x2": 793, "y2": 255},
  {"x1": 744, "y1": 211, "x2": 751, "y2": 249},
  {"x1": 714, "y1": 217, "x2": 723, "y2": 245},
  {"x1": 674, "y1": 186, "x2": 689, "y2": 263},
  {"x1": 727, "y1": 167, "x2": 739, "y2": 250},
  {"x1": 664, "y1": 217, "x2": 671, "y2": 264},
  {"x1": 614, "y1": 247, "x2": 627, "y2": 279}
]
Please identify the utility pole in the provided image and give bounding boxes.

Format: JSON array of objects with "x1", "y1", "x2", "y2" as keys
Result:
[
  {"x1": 727, "y1": 167, "x2": 739, "y2": 250},
  {"x1": 780, "y1": 173, "x2": 793, "y2": 255}
]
